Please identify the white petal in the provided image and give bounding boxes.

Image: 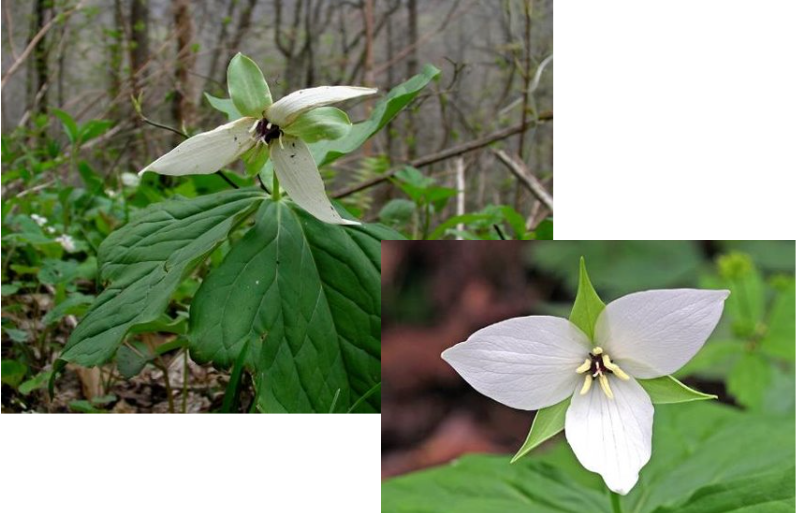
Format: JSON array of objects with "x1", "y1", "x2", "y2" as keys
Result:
[
  {"x1": 565, "y1": 376, "x2": 653, "y2": 495},
  {"x1": 441, "y1": 316, "x2": 591, "y2": 410},
  {"x1": 595, "y1": 289, "x2": 730, "y2": 378},
  {"x1": 266, "y1": 86, "x2": 377, "y2": 126},
  {"x1": 140, "y1": 118, "x2": 256, "y2": 176},
  {"x1": 271, "y1": 136, "x2": 359, "y2": 225}
]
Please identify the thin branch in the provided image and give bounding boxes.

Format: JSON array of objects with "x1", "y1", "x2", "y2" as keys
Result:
[
  {"x1": 492, "y1": 149, "x2": 553, "y2": 212},
  {"x1": 1, "y1": 1, "x2": 84, "y2": 89},
  {"x1": 332, "y1": 116, "x2": 549, "y2": 199}
]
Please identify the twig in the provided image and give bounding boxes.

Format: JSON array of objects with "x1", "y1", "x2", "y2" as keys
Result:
[
  {"x1": 492, "y1": 149, "x2": 553, "y2": 212},
  {"x1": 493, "y1": 224, "x2": 506, "y2": 240},
  {"x1": 1, "y1": 1, "x2": 85, "y2": 89},
  {"x1": 333, "y1": 120, "x2": 538, "y2": 198}
]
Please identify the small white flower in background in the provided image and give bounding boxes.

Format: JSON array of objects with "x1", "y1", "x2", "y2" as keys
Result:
[
  {"x1": 442, "y1": 288, "x2": 729, "y2": 495},
  {"x1": 140, "y1": 54, "x2": 376, "y2": 226},
  {"x1": 55, "y1": 234, "x2": 76, "y2": 252},
  {"x1": 105, "y1": 189, "x2": 118, "y2": 198},
  {"x1": 31, "y1": 214, "x2": 48, "y2": 226},
  {"x1": 46, "y1": 226, "x2": 57, "y2": 234},
  {"x1": 120, "y1": 172, "x2": 140, "y2": 188}
]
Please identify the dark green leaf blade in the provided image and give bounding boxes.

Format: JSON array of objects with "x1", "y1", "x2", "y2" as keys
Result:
[
  {"x1": 638, "y1": 375, "x2": 717, "y2": 404},
  {"x1": 61, "y1": 189, "x2": 264, "y2": 366}
]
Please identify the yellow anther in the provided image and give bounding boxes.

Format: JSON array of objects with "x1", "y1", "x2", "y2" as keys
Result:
[
  {"x1": 598, "y1": 374, "x2": 614, "y2": 399},
  {"x1": 575, "y1": 359, "x2": 592, "y2": 374},
  {"x1": 602, "y1": 354, "x2": 630, "y2": 380},
  {"x1": 592, "y1": 346, "x2": 603, "y2": 355},
  {"x1": 580, "y1": 375, "x2": 593, "y2": 395}
]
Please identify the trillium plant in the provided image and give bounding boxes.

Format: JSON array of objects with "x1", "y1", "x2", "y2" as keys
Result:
[
  {"x1": 54, "y1": 55, "x2": 440, "y2": 413},
  {"x1": 141, "y1": 53, "x2": 376, "y2": 225},
  {"x1": 442, "y1": 258, "x2": 729, "y2": 495}
]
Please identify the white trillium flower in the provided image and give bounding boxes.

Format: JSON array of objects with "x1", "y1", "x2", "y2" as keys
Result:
[
  {"x1": 442, "y1": 289, "x2": 729, "y2": 495},
  {"x1": 139, "y1": 84, "x2": 376, "y2": 226}
]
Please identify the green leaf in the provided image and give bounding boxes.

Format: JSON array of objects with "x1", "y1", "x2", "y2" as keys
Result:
[
  {"x1": 511, "y1": 397, "x2": 569, "y2": 463},
  {"x1": 727, "y1": 351, "x2": 771, "y2": 409},
  {"x1": 382, "y1": 456, "x2": 611, "y2": 512},
  {"x1": 311, "y1": 64, "x2": 440, "y2": 167},
  {"x1": 637, "y1": 375, "x2": 717, "y2": 404},
  {"x1": 283, "y1": 107, "x2": 352, "y2": 143},
  {"x1": 204, "y1": 92, "x2": 243, "y2": 121},
  {"x1": 78, "y1": 119, "x2": 113, "y2": 144},
  {"x1": 651, "y1": 467, "x2": 795, "y2": 513},
  {"x1": 761, "y1": 277, "x2": 795, "y2": 361},
  {"x1": 243, "y1": 143, "x2": 270, "y2": 177},
  {"x1": 378, "y1": 199, "x2": 415, "y2": 226},
  {"x1": 221, "y1": 339, "x2": 250, "y2": 413},
  {"x1": 52, "y1": 108, "x2": 79, "y2": 144},
  {"x1": 189, "y1": 200, "x2": 403, "y2": 413},
  {"x1": 116, "y1": 341, "x2": 153, "y2": 379},
  {"x1": 1, "y1": 359, "x2": 28, "y2": 388},
  {"x1": 19, "y1": 370, "x2": 53, "y2": 395},
  {"x1": 61, "y1": 189, "x2": 264, "y2": 366},
  {"x1": 569, "y1": 257, "x2": 605, "y2": 342},
  {"x1": 42, "y1": 293, "x2": 94, "y2": 326},
  {"x1": 226, "y1": 53, "x2": 271, "y2": 117}
]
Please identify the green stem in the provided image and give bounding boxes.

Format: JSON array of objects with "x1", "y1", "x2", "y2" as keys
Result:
[
  {"x1": 272, "y1": 172, "x2": 281, "y2": 201},
  {"x1": 610, "y1": 490, "x2": 622, "y2": 513}
]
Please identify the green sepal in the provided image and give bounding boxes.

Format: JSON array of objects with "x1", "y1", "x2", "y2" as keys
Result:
[
  {"x1": 638, "y1": 375, "x2": 717, "y2": 404},
  {"x1": 227, "y1": 53, "x2": 271, "y2": 118},
  {"x1": 282, "y1": 107, "x2": 352, "y2": 143},
  {"x1": 569, "y1": 256, "x2": 605, "y2": 342},
  {"x1": 204, "y1": 92, "x2": 243, "y2": 121},
  {"x1": 511, "y1": 397, "x2": 570, "y2": 463},
  {"x1": 242, "y1": 143, "x2": 270, "y2": 177}
]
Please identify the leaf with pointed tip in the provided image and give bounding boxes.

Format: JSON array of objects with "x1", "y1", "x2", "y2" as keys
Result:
[
  {"x1": 638, "y1": 375, "x2": 717, "y2": 404},
  {"x1": 227, "y1": 53, "x2": 271, "y2": 117},
  {"x1": 511, "y1": 397, "x2": 570, "y2": 463},
  {"x1": 60, "y1": 189, "x2": 264, "y2": 366}
]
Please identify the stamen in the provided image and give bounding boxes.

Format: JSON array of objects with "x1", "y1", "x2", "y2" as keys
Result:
[
  {"x1": 278, "y1": 133, "x2": 285, "y2": 149},
  {"x1": 592, "y1": 346, "x2": 603, "y2": 355},
  {"x1": 602, "y1": 354, "x2": 630, "y2": 380},
  {"x1": 598, "y1": 374, "x2": 614, "y2": 399},
  {"x1": 580, "y1": 375, "x2": 593, "y2": 395},
  {"x1": 575, "y1": 359, "x2": 592, "y2": 374}
]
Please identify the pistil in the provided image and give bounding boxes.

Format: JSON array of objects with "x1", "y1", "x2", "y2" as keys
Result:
[{"x1": 574, "y1": 346, "x2": 630, "y2": 399}]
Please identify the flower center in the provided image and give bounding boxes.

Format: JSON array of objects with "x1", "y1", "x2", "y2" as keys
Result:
[
  {"x1": 574, "y1": 346, "x2": 629, "y2": 399},
  {"x1": 254, "y1": 118, "x2": 283, "y2": 144}
]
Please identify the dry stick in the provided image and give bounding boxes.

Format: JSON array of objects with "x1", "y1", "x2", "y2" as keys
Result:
[
  {"x1": 331, "y1": 112, "x2": 552, "y2": 199},
  {"x1": 492, "y1": 149, "x2": 553, "y2": 213},
  {"x1": 1, "y1": 1, "x2": 84, "y2": 89},
  {"x1": 515, "y1": 0, "x2": 534, "y2": 209}
]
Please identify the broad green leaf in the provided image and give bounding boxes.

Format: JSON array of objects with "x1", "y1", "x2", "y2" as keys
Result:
[
  {"x1": 569, "y1": 257, "x2": 605, "y2": 342},
  {"x1": 1, "y1": 359, "x2": 28, "y2": 388},
  {"x1": 116, "y1": 341, "x2": 153, "y2": 379},
  {"x1": 227, "y1": 53, "x2": 271, "y2": 117},
  {"x1": 42, "y1": 292, "x2": 94, "y2": 325},
  {"x1": 382, "y1": 456, "x2": 611, "y2": 512},
  {"x1": 637, "y1": 375, "x2": 716, "y2": 404},
  {"x1": 511, "y1": 397, "x2": 569, "y2": 463},
  {"x1": 205, "y1": 92, "x2": 243, "y2": 121},
  {"x1": 189, "y1": 199, "x2": 403, "y2": 413},
  {"x1": 221, "y1": 339, "x2": 250, "y2": 413},
  {"x1": 651, "y1": 467, "x2": 795, "y2": 513},
  {"x1": 283, "y1": 107, "x2": 352, "y2": 143},
  {"x1": 61, "y1": 189, "x2": 265, "y2": 366},
  {"x1": 727, "y1": 351, "x2": 771, "y2": 409},
  {"x1": 52, "y1": 108, "x2": 79, "y2": 144}
]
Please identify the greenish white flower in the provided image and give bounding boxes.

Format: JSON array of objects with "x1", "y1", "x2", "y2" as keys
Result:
[
  {"x1": 56, "y1": 234, "x2": 76, "y2": 252},
  {"x1": 442, "y1": 289, "x2": 729, "y2": 495},
  {"x1": 139, "y1": 54, "x2": 376, "y2": 225}
]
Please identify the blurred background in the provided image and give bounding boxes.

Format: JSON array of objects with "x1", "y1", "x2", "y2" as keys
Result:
[{"x1": 381, "y1": 240, "x2": 796, "y2": 479}]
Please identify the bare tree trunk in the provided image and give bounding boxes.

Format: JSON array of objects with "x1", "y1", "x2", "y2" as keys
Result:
[
  {"x1": 129, "y1": 0, "x2": 149, "y2": 97},
  {"x1": 405, "y1": 0, "x2": 419, "y2": 158},
  {"x1": 172, "y1": 0, "x2": 196, "y2": 137},
  {"x1": 206, "y1": 0, "x2": 236, "y2": 87},
  {"x1": 227, "y1": 0, "x2": 259, "y2": 63},
  {"x1": 107, "y1": 0, "x2": 125, "y2": 116},
  {"x1": 29, "y1": 0, "x2": 50, "y2": 117}
]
